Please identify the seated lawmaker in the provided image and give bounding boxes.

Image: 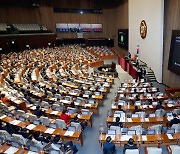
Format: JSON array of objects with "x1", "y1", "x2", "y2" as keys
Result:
[
  {"x1": 118, "y1": 105, "x2": 125, "y2": 112},
  {"x1": 170, "y1": 113, "x2": 180, "y2": 127},
  {"x1": 132, "y1": 106, "x2": 141, "y2": 114},
  {"x1": 156, "y1": 101, "x2": 164, "y2": 110},
  {"x1": 70, "y1": 115, "x2": 87, "y2": 130},
  {"x1": 111, "y1": 117, "x2": 123, "y2": 128},
  {"x1": 123, "y1": 138, "x2": 137, "y2": 154},
  {"x1": 103, "y1": 136, "x2": 116, "y2": 154},
  {"x1": 34, "y1": 105, "x2": 44, "y2": 118},
  {"x1": 61, "y1": 109, "x2": 70, "y2": 124}
]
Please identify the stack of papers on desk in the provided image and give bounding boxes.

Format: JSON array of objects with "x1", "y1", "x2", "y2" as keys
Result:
[
  {"x1": 26, "y1": 124, "x2": 36, "y2": 130},
  {"x1": 121, "y1": 135, "x2": 132, "y2": 141},
  {"x1": 64, "y1": 130, "x2": 74, "y2": 136},
  {"x1": 28, "y1": 151, "x2": 38, "y2": 154},
  {"x1": 51, "y1": 111, "x2": 59, "y2": 115},
  {"x1": 31, "y1": 106, "x2": 36, "y2": 110},
  {"x1": 0, "y1": 115, "x2": 6, "y2": 119},
  {"x1": 142, "y1": 135, "x2": 147, "y2": 141},
  {"x1": 74, "y1": 102, "x2": 80, "y2": 106},
  {"x1": 45, "y1": 128, "x2": 55, "y2": 134},
  {"x1": 149, "y1": 105, "x2": 153, "y2": 108},
  {"x1": 127, "y1": 118, "x2": 132, "y2": 122},
  {"x1": 167, "y1": 104, "x2": 174, "y2": 107},
  {"x1": 10, "y1": 120, "x2": 21, "y2": 125},
  {"x1": 5, "y1": 147, "x2": 19, "y2": 153},
  {"x1": 111, "y1": 105, "x2": 116, "y2": 109},
  {"x1": 14, "y1": 100, "x2": 21, "y2": 104},
  {"x1": 60, "y1": 100, "x2": 69, "y2": 104},
  {"x1": 85, "y1": 104, "x2": 91, "y2": 107},
  {"x1": 167, "y1": 134, "x2": 173, "y2": 139},
  {"x1": 145, "y1": 118, "x2": 149, "y2": 122}
]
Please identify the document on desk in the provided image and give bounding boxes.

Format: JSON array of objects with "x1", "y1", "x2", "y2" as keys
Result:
[
  {"x1": 45, "y1": 128, "x2": 55, "y2": 134},
  {"x1": 51, "y1": 111, "x2": 59, "y2": 115},
  {"x1": 142, "y1": 135, "x2": 147, "y2": 141},
  {"x1": 5, "y1": 147, "x2": 19, "y2": 153},
  {"x1": 26, "y1": 124, "x2": 36, "y2": 130},
  {"x1": 28, "y1": 151, "x2": 38, "y2": 154},
  {"x1": 145, "y1": 118, "x2": 149, "y2": 122},
  {"x1": 60, "y1": 100, "x2": 69, "y2": 104},
  {"x1": 127, "y1": 118, "x2": 132, "y2": 122},
  {"x1": 31, "y1": 106, "x2": 36, "y2": 110},
  {"x1": 74, "y1": 102, "x2": 80, "y2": 106},
  {"x1": 167, "y1": 104, "x2": 174, "y2": 107},
  {"x1": 121, "y1": 135, "x2": 133, "y2": 141},
  {"x1": 64, "y1": 130, "x2": 74, "y2": 136},
  {"x1": 14, "y1": 100, "x2": 22, "y2": 104},
  {"x1": 149, "y1": 105, "x2": 153, "y2": 108},
  {"x1": 167, "y1": 134, "x2": 173, "y2": 139},
  {"x1": 111, "y1": 105, "x2": 116, "y2": 109},
  {"x1": 0, "y1": 115, "x2": 6, "y2": 119},
  {"x1": 10, "y1": 120, "x2": 21, "y2": 125},
  {"x1": 85, "y1": 104, "x2": 91, "y2": 107}
]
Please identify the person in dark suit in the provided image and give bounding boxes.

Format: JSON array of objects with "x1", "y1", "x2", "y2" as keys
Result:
[
  {"x1": 170, "y1": 113, "x2": 180, "y2": 127},
  {"x1": 132, "y1": 106, "x2": 141, "y2": 114},
  {"x1": 34, "y1": 105, "x2": 44, "y2": 118},
  {"x1": 103, "y1": 136, "x2": 116, "y2": 154},
  {"x1": 118, "y1": 105, "x2": 125, "y2": 112},
  {"x1": 155, "y1": 101, "x2": 164, "y2": 110},
  {"x1": 111, "y1": 117, "x2": 123, "y2": 128},
  {"x1": 123, "y1": 138, "x2": 138, "y2": 154}
]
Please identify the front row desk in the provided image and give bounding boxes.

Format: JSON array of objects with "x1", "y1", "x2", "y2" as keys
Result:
[{"x1": 118, "y1": 57, "x2": 137, "y2": 79}]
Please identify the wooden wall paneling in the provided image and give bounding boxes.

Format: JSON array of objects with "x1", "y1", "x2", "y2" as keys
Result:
[
  {"x1": 114, "y1": 0, "x2": 128, "y2": 54},
  {"x1": 163, "y1": 0, "x2": 180, "y2": 87}
]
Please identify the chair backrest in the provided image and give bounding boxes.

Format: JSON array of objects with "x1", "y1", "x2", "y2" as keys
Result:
[
  {"x1": 52, "y1": 104, "x2": 61, "y2": 111},
  {"x1": 147, "y1": 147, "x2": 162, "y2": 154},
  {"x1": 136, "y1": 112, "x2": 146, "y2": 117},
  {"x1": 40, "y1": 116, "x2": 50, "y2": 126},
  {"x1": 67, "y1": 107, "x2": 77, "y2": 114},
  {"x1": 173, "y1": 109, "x2": 180, "y2": 115},
  {"x1": 171, "y1": 124, "x2": 180, "y2": 132},
  {"x1": 55, "y1": 119, "x2": 67, "y2": 129},
  {"x1": 155, "y1": 109, "x2": 165, "y2": 117},
  {"x1": 0, "y1": 130, "x2": 11, "y2": 140},
  {"x1": 12, "y1": 134, "x2": 27, "y2": 145},
  {"x1": 81, "y1": 109, "x2": 90, "y2": 115},
  {"x1": 110, "y1": 125, "x2": 121, "y2": 134},
  {"x1": 169, "y1": 145, "x2": 180, "y2": 154},
  {"x1": 149, "y1": 124, "x2": 162, "y2": 134},
  {"x1": 125, "y1": 149, "x2": 139, "y2": 154},
  {"x1": 71, "y1": 122, "x2": 82, "y2": 131},
  {"x1": 42, "y1": 101, "x2": 50, "y2": 109},
  {"x1": 130, "y1": 125, "x2": 142, "y2": 134}
]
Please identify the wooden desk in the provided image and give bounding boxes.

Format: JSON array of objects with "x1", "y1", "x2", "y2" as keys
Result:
[
  {"x1": 0, "y1": 115, "x2": 84, "y2": 146},
  {"x1": 0, "y1": 143, "x2": 43, "y2": 154},
  {"x1": 106, "y1": 116, "x2": 169, "y2": 128},
  {"x1": 99, "y1": 133, "x2": 180, "y2": 147}
]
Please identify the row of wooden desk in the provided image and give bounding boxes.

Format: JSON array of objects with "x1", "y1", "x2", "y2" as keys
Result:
[
  {"x1": 99, "y1": 133, "x2": 180, "y2": 147},
  {"x1": 0, "y1": 115, "x2": 84, "y2": 146}
]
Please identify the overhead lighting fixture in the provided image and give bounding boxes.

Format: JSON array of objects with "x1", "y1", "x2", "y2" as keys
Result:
[{"x1": 80, "y1": 11, "x2": 83, "y2": 14}]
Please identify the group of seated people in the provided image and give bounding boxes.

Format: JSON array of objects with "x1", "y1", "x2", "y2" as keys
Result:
[
  {"x1": 0, "y1": 45, "x2": 115, "y2": 153},
  {"x1": 102, "y1": 79, "x2": 180, "y2": 154},
  {"x1": 0, "y1": 121, "x2": 78, "y2": 153}
]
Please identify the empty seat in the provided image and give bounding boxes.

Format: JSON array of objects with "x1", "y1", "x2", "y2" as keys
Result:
[
  {"x1": 70, "y1": 122, "x2": 82, "y2": 131},
  {"x1": 81, "y1": 109, "x2": 90, "y2": 115},
  {"x1": 110, "y1": 125, "x2": 121, "y2": 134},
  {"x1": 149, "y1": 124, "x2": 162, "y2": 134},
  {"x1": 27, "y1": 113, "x2": 40, "y2": 125},
  {"x1": 54, "y1": 119, "x2": 67, "y2": 129},
  {"x1": 130, "y1": 125, "x2": 143, "y2": 134},
  {"x1": 125, "y1": 149, "x2": 139, "y2": 154},
  {"x1": 168, "y1": 145, "x2": 180, "y2": 154},
  {"x1": 155, "y1": 109, "x2": 165, "y2": 117},
  {"x1": 39, "y1": 116, "x2": 51, "y2": 126},
  {"x1": 171, "y1": 124, "x2": 180, "y2": 132},
  {"x1": 146, "y1": 147, "x2": 162, "y2": 154},
  {"x1": 41, "y1": 101, "x2": 50, "y2": 109}
]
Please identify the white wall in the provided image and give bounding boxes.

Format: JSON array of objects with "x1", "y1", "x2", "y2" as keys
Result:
[{"x1": 128, "y1": 0, "x2": 164, "y2": 82}]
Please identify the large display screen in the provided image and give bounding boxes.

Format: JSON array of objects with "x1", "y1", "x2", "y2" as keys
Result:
[
  {"x1": 118, "y1": 29, "x2": 128, "y2": 50},
  {"x1": 168, "y1": 30, "x2": 180, "y2": 75}
]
